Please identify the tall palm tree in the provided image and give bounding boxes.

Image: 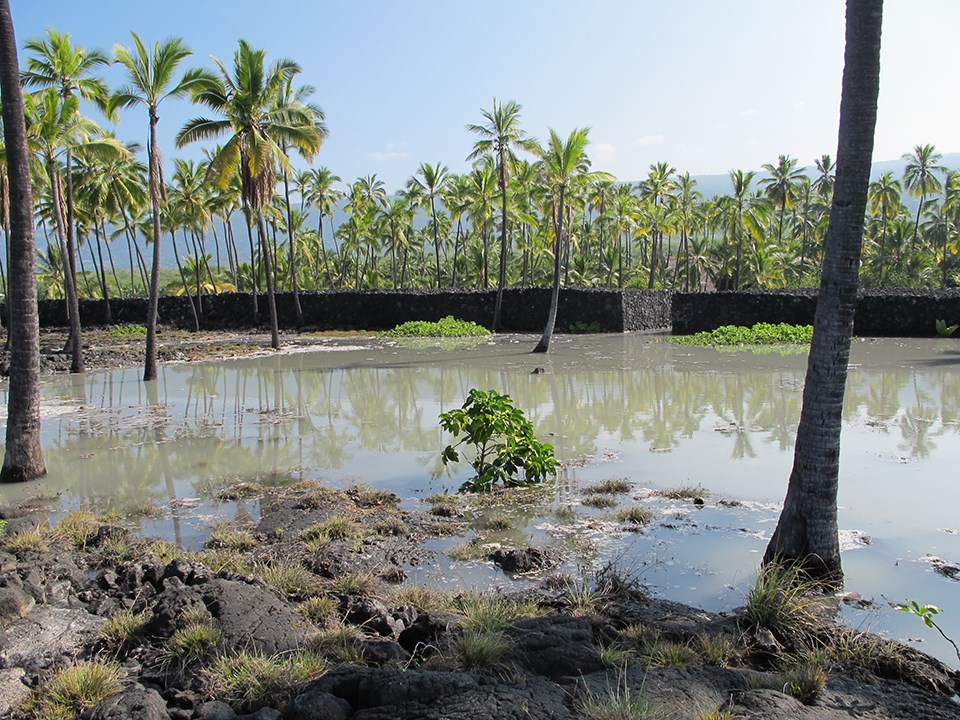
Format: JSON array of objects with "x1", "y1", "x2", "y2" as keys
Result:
[
  {"x1": 760, "y1": 154, "x2": 805, "y2": 248},
  {"x1": 902, "y1": 143, "x2": 945, "y2": 252},
  {"x1": 867, "y1": 171, "x2": 902, "y2": 286},
  {"x1": 533, "y1": 127, "x2": 611, "y2": 353},
  {"x1": 303, "y1": 166, "x2": 343, "y2": 286},
  {"x1": 0, "y1": 0, "x2": 46, "y2": 482},
  {"x1": 273, "y1": 77, "x2": 328, "y2": 324},
  {"x1": 177, "y1": 39, "x2": 323, "y2": 349},
  {"x1": 24, "y1": 89, "x2": 128, "y2": 372},
  {"x1": 23, "y1": 29, "x2": 111, "y2": 372},
  {"x1": 109, "y1": 33, "x2": 203, "y2": 381},
  {"x1": 409, "y1": 162, "x2": 449, "y2": 288},
  {"x1": 466, "y1": 99, "x2": 536, "y2": 330},
  {"x1": 763, "y1": 0, "x2": 883, "y2": 586},
  {"x1": 812, "y1": 153, "x2": 836, "y2": 202}
]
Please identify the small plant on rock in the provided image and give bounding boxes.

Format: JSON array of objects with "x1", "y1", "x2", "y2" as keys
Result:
[
  {"x1": 99, "y1": 609, "x2": 152, "y2": 650},
  {"x1": 935, "y1": 319, "x2": 958, "y2": 337},
  {"x1": 450, "y1": 628, "x2": 510, "y2": 672},
  {"x1": 439, "y1": 388, "x2": 557, "y2": 492},
  {"x1": 896, "y1": 599, "x2": 960, "y2": 664},
  {"x1": 163, "y1": 622, "x2": 222, "y2": 667}
]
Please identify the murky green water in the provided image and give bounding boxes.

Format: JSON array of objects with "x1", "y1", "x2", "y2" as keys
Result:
[{"x1": 1, "y1": 334, "x2": 959, "y2": 666}]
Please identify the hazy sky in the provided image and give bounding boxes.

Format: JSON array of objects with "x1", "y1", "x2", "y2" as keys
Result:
[{"x1": 12, "y1": 1, "x2": 960, "y2": 191}]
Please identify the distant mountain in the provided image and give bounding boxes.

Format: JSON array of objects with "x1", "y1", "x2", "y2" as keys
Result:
[{"x1": 671, "y1": 152, "x2": 960, "y2": 201}]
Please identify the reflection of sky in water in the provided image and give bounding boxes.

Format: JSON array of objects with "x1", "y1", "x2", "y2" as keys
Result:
[{"x1": 0, "y1": 334, "x2": 959, "y2": 667}]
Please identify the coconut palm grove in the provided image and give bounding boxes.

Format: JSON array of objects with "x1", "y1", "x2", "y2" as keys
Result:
[{"x1": 7, "y1": 28, "x2": 958, "y2": 319}]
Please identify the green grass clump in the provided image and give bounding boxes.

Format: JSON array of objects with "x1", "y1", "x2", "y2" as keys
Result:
[
  {"x1": 163, "y1": 622, "x2": 222, "y2": 666},
  {"x1": 298, "y1": 595, "x2": 340, "y2": 626},
  {"x1": 644, "y1": 639, "x2": 699, "y2": 668},
  {"x1": 3, "y1": 526, "x2": 50, "y2": 552},
  {"x1": 383, "y1": 316, "x2": 490, "y2": 338},
  {"x1": 671, "y1": 322, "x2": 813, "y2": 347},
  {"x1": 310, "y1": 623, "x2": 366, "y2": 663},
  {"x1": 108, "y1": 324, "x2": 147, "y2": 338},
  {"x1": 0, "y1": 519, "x2": 7, "y2": 534},
  {"x1": 390, "y1": 585, "x2": 456, "y2": 612},
  {"x1": 779, "y1": 658, "x2": 828, "y2": 705},
  {"x1": 696, "y1": 633, "x2": 740, "y2": 667},
  {"x1": 26, "y1": 659, "x2": 122, "y2": 720},
  {"x1": 253, "y1": 560, "x2": 318, "y2": 599},
  {"x1": 205, "y1": 526, "x2": 257, "y2": 552},
  {"x1": 300, "y1": 517, "x2": 360, "y2": 544},
  {"x1": 207, "y1": 649, "x2": 329, "y2": 704},
  {"x1": 454, "y1": 592, "x2": 543, "y2": 632},
  {"x1": 656, "y1": 485, "x2": 708, "y2": 501},
  {"x1": 582, "y1": 496, "x2": 618, "y2": 510},
  {"x1": 55, "y1": 509, "x2": 101, "y2": 549},
  {"x1": 327, "y1": 572, "x2": 377, "y2": 596},
  {"x1": 347, "y1": 484, "x2": 398, "y2": 507},
  {"x1": 615, "y1": 506, "x2": 653, "y2": 526},
  {"x1": 99, "y1": 609, "x2": 152, "y2": 650},
  {"x1": 742, "y1": 561, "x2": 817, "y2": 635},
  {"x1": 372, "y1": 517, "x2": 410, "y2": 536},
  {"x1": 584, "y1": 479, "x2": 632, "y2": 495},
  {"x1": 450, "y1": 628, "x2": 510, "y2": 672},
  {"x1": 576, "y1": 675, "x2": 664, "y2": 720}
]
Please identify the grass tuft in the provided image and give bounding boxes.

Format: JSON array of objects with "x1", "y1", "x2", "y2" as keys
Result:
[
  {"x1": 26, "y1": 659, "x2": 123, "y2": 720},
  {"x1": 656, "y1": 484, "x2": 708, "y2": 501},
  {"x1": 582, "y1": 495, "x2": 618, "y2": 510},
  {"x1": 3, "y1": 526, "x2": 51, "y2": 552},
  {"x1": 205, "y1": 526, "x2": 257, "y2": 552},
  {"x1": 55, "y1": 509, "x2": 101, "y2": 549},
  {"x1": 584, "y1": 479, "x2": 632, "y2": 495},
  {"x1": 162, "y1": 622, "x2": 222, "y2": 667},
  {"x1": 742, "y1": 561, "x2": 817, "y2": 635},
  {"x1": 253, "y1": 560, "x2": 318, "y2": 599},
  {"x1": 450, "y1": 628, "x2": 510, "y2": 672},
  {"x1": 390, "y1": 585, "x2": 456, "y2": 612},
  {"x1": 327, "y1": 572, "x2": 377, "y2": 596},
  {"x1": 576, "y1": 674, "x2": 665, "y2": 720},
  {"x1": 207, "y1": 649, "x2": 329, "y2": 704},
  {"x1": 615, "y1": 506, "x2": 653, "y2": 526},
  {"x1": 99, "y1": 609, "x2": 152, "y2": 650}
]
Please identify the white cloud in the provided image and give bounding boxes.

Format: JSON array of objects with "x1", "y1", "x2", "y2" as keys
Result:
[
  {"x1": 592, "y1": 142, "x2": 616, "y2": 163},
  {"x1": 367, "y1": 150, "x2": 409, "y2": 161},
  {"x1": 633, "y1": 134, "x2": 665, "y2": 146},
  {"x1": 739, "y1": 108, "x2": 759, "y2": 117}
]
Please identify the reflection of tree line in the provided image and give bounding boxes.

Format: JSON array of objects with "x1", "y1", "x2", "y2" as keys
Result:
[{"x1": 30, "y1": 351, "x2": 960, "y2": 511}]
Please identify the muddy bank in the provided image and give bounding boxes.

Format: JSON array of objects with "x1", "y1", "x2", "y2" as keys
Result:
[
  {"x1": 0, "y1": 482, "x2": 957, "y2": 720},
  {"x1": 0, "y1": 326, "x2": 379, "y2": 378}
]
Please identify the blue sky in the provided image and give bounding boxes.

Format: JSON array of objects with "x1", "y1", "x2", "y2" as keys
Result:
[{"x1": 12, "y1": 1, "x2": 960, "y2": 192}]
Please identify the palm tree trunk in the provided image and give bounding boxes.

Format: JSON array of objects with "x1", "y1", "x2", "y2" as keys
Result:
[
  {"x1": 170, "y1": 228, "x2": 199, "y2": 332},
  {"x1": 242, "y1": 203, "x2": 259, "y2": 322},
  {"x1": 257, "y1": 214, "x2": 281, "y2": 349},
  {"x1": 93, "y1": 223, "x2": 112, "y2": 321},
  {"x1": 143, "y1": 109, "x2": 164, "y2": 381},
  {"x1": 493, "y1": 176, "x2": 509, "y2": 332},
  {"x1": 0, "y1": 0, "x2": 46, "y2": 481},
  {"x1": 763, "y1": 0, "x2": 882, "y2": 586},
  {"x1": 281, "y1": 169, "x2": 303, "y2": 324},
  {"x1": 534, "y1": 186, "x2": 566, "y2": 353}
]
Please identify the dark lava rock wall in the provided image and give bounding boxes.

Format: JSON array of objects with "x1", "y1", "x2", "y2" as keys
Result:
[
  {"x1": 28, "y1": 288, "x2": 666, "y2": 333},
  {"x1": 672, "y1": 289, "x2": 960, "y2": 337},
  {"x1": 24, "y1": 288, "x2": 960, "y2": 336}
]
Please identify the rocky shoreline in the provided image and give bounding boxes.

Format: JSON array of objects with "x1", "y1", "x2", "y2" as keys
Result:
[{"x1": 0, "y1": 481, "x2": 958, "y2": 720}]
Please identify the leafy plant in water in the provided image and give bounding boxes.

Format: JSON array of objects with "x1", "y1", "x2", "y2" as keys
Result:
[
  {"x1": 935, "y1": 319, "x2": 958, "y2": 337},
  {"x1": 439, "y1": 388, "x2": 557, "y2": 492},
  {"x1": 384, "y1": 315, "x2": 490, "y2": 337},
  {"x1": 671, "y1": 322, "x2": 814, "y2": 347},
  {"x1": 896, "y1": 599, "x2": 960, "y2": 664},
  {"x1": 569, "y1": 319, "x2": 603, "y2": 334}
]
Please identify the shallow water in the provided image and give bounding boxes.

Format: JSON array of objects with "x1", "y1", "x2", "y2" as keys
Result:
[{"x1": 1, "y1": 334, "x2": 959, "y2": 667}]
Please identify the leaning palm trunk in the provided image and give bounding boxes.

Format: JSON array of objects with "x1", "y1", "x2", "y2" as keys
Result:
[
  {"x1": 281, "y1": 167, "x2": 303, "y2": 325},
  {"x1": 62, "y1": 151, "x2": 84, "y2": 372},
  {"x1": 0, "y1": 0, "x2": 46, "y2": 482},
  {"x1": 170, "y1": 228, "x2": 199, "y2": 332},
  {"x1": 763, "y1": 0, "x2": 882, "y2": 586},
  {"x1": 534, "y1": 188, "x2": 565, "y2": 353}
]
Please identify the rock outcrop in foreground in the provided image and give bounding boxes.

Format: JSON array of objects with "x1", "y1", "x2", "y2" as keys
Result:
[{"x1": 0, "y1": 483, "x2": 957, "y2": 720}]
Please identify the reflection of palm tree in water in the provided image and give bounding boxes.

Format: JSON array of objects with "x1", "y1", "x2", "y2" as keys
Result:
[
  {"x1": 899, "y1": 373, "x2": 936, "y2": 459},
  {"x1": 147, "y1": 379, "x2": 182, "y2": 547}
]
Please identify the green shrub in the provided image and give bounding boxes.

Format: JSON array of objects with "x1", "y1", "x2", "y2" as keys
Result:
[
  {"x1": 384, "y1": 316, "x2": 490, "y2": 337},
  {"x1": 671, "y1": 322, "x2": 813, "y2": 346},
  {"x1": 440, "y1": 389, "x2": 557, "y2": 493},
  {"x1": 108, "y1": 324, "x2": 147, "y2": 338}
]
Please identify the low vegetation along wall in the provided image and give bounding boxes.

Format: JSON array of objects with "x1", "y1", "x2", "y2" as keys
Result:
[
  {"x1": 671, "y1": 289, "x2": 960, "y2": 337},
  {"x1": 20, "y1": 288, "x2": 960, "y2": 337}
]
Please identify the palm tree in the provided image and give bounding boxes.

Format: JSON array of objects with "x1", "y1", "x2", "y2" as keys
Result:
[
  {"x1": 23, "y1": 29, "x2": 112, "y2": 372},
  {"x1": 638, "y1": 163, "x2": 676, "y2": 289},
  {"x1": 533, "y1": 127, "x2": 611, "y2": 353},
  {"x1": 110, "y1": 33, "x2": 203, "y2": 381},
  {"x1": 812, "y1": 153, "x2": 836, "y2": 202},
  {"x1": 409, "y1": 162, "x2": 449, "y2": 288},
  {"x1": 760, "y1": 154, "x2": 805, "y2": 248},
  {"x1": 720, "y1": 169, "x2": 762, "y2": 289},
  {"x1": 177, "y1": 39, "x2": 323, "y2": 349},
  {"x1": 902, "y1": 143, "x2": 945, "y2": 252},
  {"x1": 273, "y1": 76, "x2": 328, "y2": 324},
  {"x1": 0, "y1": 0, "x2": 46, "y2": 482},
  {"x1": 867, "y1": 171, "x2": 902, "y2": 286},
  {"x1": 466, "y1": 99, "x2": 536, "y2": 330},
  {"x1": 24, "y1": 89, "x2": 128, "y2": 372},
  {"x1": 303, "y1": 166, "x2": 343, "y2": 286},
  {"x1": 763, "y1": 0, "x2": 883, "y2": 586}
]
